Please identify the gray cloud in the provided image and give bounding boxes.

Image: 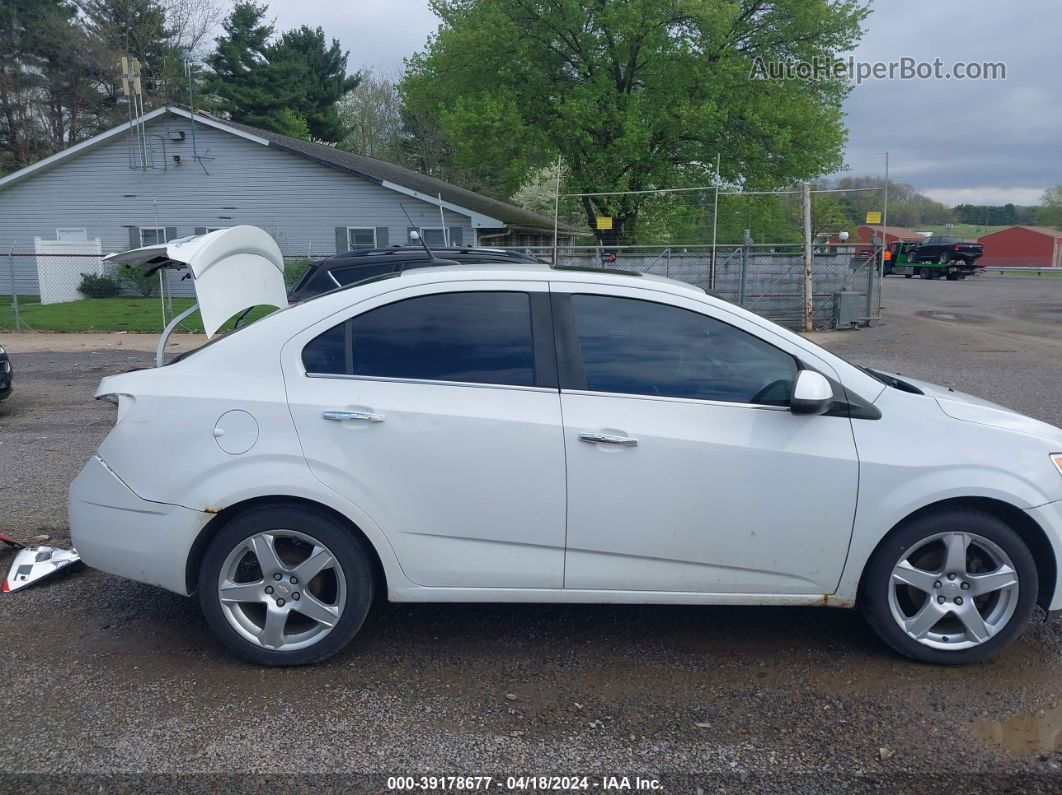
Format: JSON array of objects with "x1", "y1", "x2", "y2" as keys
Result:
[
  {"x1": 838, "y1": 0, "x2": 1061, "y2": 203},
  {"x1": 265, "y1": 0, "x2": 1060, "y2": 205}
]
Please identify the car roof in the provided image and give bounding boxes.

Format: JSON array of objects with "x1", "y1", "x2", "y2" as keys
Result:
[
  {"x1": 316, "y1": 246, "x2": 538, "y2": 264},
  {"x1": 395, "y1": 260, "x2": 701, "y2": 293}
]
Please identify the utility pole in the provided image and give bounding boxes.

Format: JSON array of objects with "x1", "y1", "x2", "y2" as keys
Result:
[
  {"x1": 710, "y1": 152, "x2": 721, "y2": 290},
  {"x1": 871, "y1": 151, "x2": 890, "y2": 320},
  {"x1": 802, "y1": 181, "x2": 813, "y2": 332},
  {"x1": 552, "y1": 154, "x2": 562, "y2": 266}
]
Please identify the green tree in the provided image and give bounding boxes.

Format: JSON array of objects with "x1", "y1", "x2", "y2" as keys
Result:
[
  {"x1": 0, "y1": 0, "x2": 105, "y2": 174},
  {"x1": 402, "y1": 0, "x2": 869, "y2": 243},
  {"x1": 204, "y1": 3, "x2": 356, "y2": 142},
  {"x1": 202, "y1": 3, "x2": 292, "y2": 131},
  {"x1": 1037, "y1": 186, "x2": 1062, "y2": 230},
  {"x1": 339, "y1": 68, "x2": 407, "y2": 162},
  {"x1": 82, "y1": 0, "x2": 179, "y2": 107},
  {"x1": 269, "y1": 25, "x2": 358, "y2": 142},
  {"x1": 832, "y1": 176, "x2": 951, "y2": 228}
]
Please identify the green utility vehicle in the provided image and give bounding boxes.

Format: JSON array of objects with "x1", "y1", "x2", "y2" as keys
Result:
[{"x1": 883, "y1": 240, "x2": 984, "y2": 281}]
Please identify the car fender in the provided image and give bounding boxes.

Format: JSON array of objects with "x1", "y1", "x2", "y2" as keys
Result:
[
  {"x1": 835, "y1": 474, "x2": 1054, "y2": 601},
  {"x1": 176, "y1": 457, "x2": 415, "y2": 594}
]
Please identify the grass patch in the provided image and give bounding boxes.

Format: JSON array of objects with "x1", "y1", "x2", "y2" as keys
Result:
[
  {"x1": 981, "y1": 269, "x2": 1062, "y2": 278},
  {"x1": 918, "y1": 224, "x2": 1009, "y2": 239},
  {"x1": 0, "y1": 296, "x2": 275, "y2": 333}
]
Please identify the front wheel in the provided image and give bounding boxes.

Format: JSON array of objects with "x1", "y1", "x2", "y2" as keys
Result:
[
  {"x1": 938, "y1": 252, "x2": 950, "y2": 265},
  {"x1": 860, "y1": 508, "x2": 1037, "y2": 664},
  {"x1": 198, "y1": 504, "x2": 375, "y2": 665}
]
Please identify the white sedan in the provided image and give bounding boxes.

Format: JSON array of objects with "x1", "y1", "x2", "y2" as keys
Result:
[{"x1": 70, "y1": 227, "x2": 1062, "y2": 666}]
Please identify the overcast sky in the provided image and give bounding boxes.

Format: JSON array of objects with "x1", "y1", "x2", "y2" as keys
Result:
[{"x1": 267, "y1": 0, "x2": 1060, "y2": 207}]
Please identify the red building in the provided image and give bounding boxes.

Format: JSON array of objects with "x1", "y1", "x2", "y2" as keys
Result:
[
  {"x1": 827, "y1": 225, "x2": 923, "y2": 257},
  {"x1": 977, "y1": 226, "x2": 1062, "y2": 267},
  {"x1": 855, "y1": 225, "x2": 924, "y2": 246}
]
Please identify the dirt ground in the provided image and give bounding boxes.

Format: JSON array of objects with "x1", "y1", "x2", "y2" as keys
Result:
[{"x1": 1, "y1": 276, "x2": 1061, "y2": 791}]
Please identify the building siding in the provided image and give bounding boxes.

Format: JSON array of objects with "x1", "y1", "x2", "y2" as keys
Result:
[
  {"x1": 0, "y1": 112, "x2": 478, "y2": 294},
  {"x1": 977, "y1": 226, "x2": 1062, "y2": 267}
]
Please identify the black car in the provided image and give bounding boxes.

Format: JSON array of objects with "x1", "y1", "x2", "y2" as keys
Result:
[
  {"x1": 0, "y1": 345, "x2": 11, "y2": 401},
  {"x1": 908, "y1": 235, "x2": 984, "y2": 266},
  {"x1": 288, "y1": 246, "x2": 543, "y2": 302}
]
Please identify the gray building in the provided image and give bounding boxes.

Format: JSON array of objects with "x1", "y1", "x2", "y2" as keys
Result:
[{"x1": 0, "y1": 105, "x2": 571, "y2": 262}]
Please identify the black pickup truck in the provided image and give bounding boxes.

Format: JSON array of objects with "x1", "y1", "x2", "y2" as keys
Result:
[{"x1": 908, "y1": 235, "x2": 983, "y2": 266}]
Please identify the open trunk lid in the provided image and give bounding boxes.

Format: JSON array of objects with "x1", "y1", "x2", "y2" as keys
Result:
[{"x1": 104, "y1": 225, "x2": 288, "y2": 339}]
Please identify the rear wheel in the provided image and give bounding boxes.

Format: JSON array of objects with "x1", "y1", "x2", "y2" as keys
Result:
[
  {"x1": 938, "y1": 252, "x2": 950, "y2": 265},
  {"x1": 860, "y1": 508, "x2": 1037, "y2": 664},
  {"x1": 919, "y1": 268, "x2": 933, "y2": 280},
  {"x1": 198, "y1": 505, "x2": 375, "y2": 665}
]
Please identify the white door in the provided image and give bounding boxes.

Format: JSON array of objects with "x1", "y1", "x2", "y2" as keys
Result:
[
  {"x1": 555, "y1": 285, "x2": 860, "y2": 594},
  {"x1": 283, "y1": 282, "x2": 566, "y2": 588}
]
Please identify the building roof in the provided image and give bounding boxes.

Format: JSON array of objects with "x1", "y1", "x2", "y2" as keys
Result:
[
  {"x1": 857, "y1": 224, "x2": 924, "y2": 240},
  {"x1": 0, "y1": 105, "x2": 576, "y2": 233},
  {"x1": 979, "y1": 225, "x2": 1062, "y2": 239}
]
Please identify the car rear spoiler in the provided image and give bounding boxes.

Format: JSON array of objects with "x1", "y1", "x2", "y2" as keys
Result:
[{"x1": 104, "y1": 226, "x2": 289, "y2": 366}]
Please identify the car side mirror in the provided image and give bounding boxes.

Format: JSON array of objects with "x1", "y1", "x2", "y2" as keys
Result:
[{"x1": 790, "y1": 370, "x2": 835, "y2": 415}]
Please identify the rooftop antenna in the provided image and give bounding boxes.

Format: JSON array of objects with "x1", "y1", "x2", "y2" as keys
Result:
[
  {"x1": 120, "y1": 55, "x2": 148, "y2": 169},
  {"x1": 180, "y1": 47, "x2": 203, "y2": 171},
  {"x1": 400, "y1": 205, "x2": 461, "y2": 266}
]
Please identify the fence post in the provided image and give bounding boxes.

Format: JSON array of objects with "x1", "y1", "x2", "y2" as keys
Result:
[
  {"x1": 802, "y1": 181, "x2": 813, "y2": 333},
  {"x1": 739, "y1": 230, "x2": 751, "y2": 305},
  {"x1": 7, "y1": 245, "x2": 20, "y2": 333}
]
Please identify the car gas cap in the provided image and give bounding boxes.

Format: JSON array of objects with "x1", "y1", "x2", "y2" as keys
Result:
[{"x1": 213, "y1": 409, "x2": 259, "y2": 455}]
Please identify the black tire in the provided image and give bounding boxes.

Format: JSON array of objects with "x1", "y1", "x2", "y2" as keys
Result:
[
  {"x1": 198, "y1": 504, "x2": 375, "y2": 666},
  {"x1": 946, "y1": 272, "x2": 959, "y2": 281},
  {"x1": 904, "y1": 274, "x2": 913, "y2": 278},
  {"x1": 919, "y1": 268, "x2": 932, "y2": 280},
  {"x1": 860, "y1": 507, "x2": 1038, "y2": 664},
  {"x1": 938, "y1": 252, "x2": 950, "y2": 265}
]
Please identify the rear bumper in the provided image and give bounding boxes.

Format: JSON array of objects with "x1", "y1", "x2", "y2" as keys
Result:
[
  {"x1": 68, "y1": 455, "x2": 210, "y2": 596},
  {"x1": 1025, "y1": 500, "x2": 1062, "y2": 612}
]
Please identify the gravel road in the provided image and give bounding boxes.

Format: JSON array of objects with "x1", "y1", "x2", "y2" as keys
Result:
[{"x1": 1, "y1": 278, "x2": 1061, "y2": 792}]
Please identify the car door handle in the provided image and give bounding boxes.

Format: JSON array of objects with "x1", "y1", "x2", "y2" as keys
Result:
[
  {"x1": 322, "y1": 410, "x2": 385, "y2": 423},
  {"x1": 579, "y1": 432, "x2": 638, "y2": 447}
]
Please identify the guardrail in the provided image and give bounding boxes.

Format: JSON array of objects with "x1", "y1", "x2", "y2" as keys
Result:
[{"x1": 979, "y1": 267, "x2": 1062, "y2": 277}]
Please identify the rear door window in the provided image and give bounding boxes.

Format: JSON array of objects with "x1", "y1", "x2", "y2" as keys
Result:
[{"x1": 302, "y1": 291, "x2": 536, "y2": 386}]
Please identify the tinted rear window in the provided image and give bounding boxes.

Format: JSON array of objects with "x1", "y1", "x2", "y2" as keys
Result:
[{"x1": 302, "y1": 291, "x2": 535, "y2": 386}]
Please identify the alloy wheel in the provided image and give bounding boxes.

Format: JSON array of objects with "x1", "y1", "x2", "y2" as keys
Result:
[
  {"x1": 216, "y1": 529, "x2": 347, "y2": 651},
  {"x1": 887, "y1": 531, "x2": 1020, "y2": 651}
]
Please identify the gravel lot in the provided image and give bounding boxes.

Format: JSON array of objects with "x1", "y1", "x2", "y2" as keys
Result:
[{"x1": 2, "y1": 277, "x2": 1062, "y2": 791}]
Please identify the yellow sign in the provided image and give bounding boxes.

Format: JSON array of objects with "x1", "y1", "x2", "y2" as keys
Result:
[
  {"x1": 595, "y1": 216, "x2": 613, "y2": 231},
  {"x1": 865, "y1": 211, "x2": 882, "y2": 225}
]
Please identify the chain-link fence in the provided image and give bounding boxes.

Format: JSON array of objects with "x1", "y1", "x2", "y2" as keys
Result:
[
  {"x1": 547, "y1": 182, "x2": 888, "y2": 329},
  {"x1": 2, "y1": 183, "x2": 885, "y2": 333},
  {"x1": 517, "y1": 242, "x2": 880, "y2": 329},
  {"x1": 0, "y1": 249, "x2": 312, "y2": 333}
]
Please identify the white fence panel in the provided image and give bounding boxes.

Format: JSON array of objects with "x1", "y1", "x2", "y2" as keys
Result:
[{"x1": 34, "y1": 237, "x2": 103, "y2": 304}]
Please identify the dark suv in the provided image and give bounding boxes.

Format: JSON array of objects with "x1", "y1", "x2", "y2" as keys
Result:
[{"x1": 288, "y1": 246, "x2": 542, "y2": 302}]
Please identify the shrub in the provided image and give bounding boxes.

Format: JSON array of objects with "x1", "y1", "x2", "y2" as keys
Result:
[
  {"x1": 117, "y1": 264, "x2": 158, "y2": 297},
  {"x1": 77, "y1": 272, "x2": 120, "y2": 299}
]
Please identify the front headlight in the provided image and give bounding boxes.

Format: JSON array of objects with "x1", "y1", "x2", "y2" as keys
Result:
[{"x1": 1052, "y1": 453, "x2": 1062, "y2": 478}]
